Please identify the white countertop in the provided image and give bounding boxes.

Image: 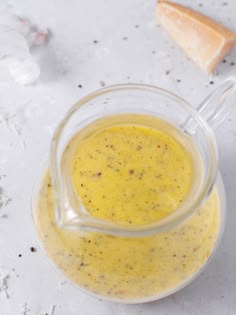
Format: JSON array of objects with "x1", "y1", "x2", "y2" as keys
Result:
[{"x1": 0, "y1": 0, "x2": 236, "y2": 314}]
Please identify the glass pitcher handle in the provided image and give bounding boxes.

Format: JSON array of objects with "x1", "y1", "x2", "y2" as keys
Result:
[
  {"x1": 197, "y1": 75, "x2": 236, "y2": 130},
  {"x1": 184, "y1": 75, "x2": 236, "y2": 133}
]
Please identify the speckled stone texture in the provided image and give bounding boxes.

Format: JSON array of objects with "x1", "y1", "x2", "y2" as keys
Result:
[{"x1": 0, "y1": 0, "x2": 236, "y2": 314}]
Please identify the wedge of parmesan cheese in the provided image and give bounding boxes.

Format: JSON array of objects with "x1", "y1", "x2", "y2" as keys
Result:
[{"x1": 156, "y1": 0, "x2": 236, "y2": 73}]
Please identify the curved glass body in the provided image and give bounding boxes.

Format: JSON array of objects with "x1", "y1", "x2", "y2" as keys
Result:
[{"x1": 33, "y1": 77, "x2": 236, "y2": 303}]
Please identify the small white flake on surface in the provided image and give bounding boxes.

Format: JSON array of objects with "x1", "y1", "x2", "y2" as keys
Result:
[
  {"x1": 19, "y1": 303, "x2": 30, "y2": 315},
  {"x1": 0, "y1": 186, "x2": 11, "y2": 218},
  {"x1": 0, "y1": 98, "x2": 33, "y2": 151},
  {"x1": 59, "y1": 280, "x2": 67, "y2": 286},
  {"x1": 51, "y1": 305, "x2": 56, "y2": 315},
  {"x1": 0, "y1": 273, "x2": 10, "y2": 299}
]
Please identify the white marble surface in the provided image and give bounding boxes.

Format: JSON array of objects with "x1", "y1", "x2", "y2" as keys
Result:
[{"x1": 0, "y1": 0, "x2": 236, "y2": 314}]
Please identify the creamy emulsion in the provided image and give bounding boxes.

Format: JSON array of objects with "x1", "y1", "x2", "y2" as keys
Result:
[{"x1": 35, "y1": 114, "x2": 220, "y2": 301}]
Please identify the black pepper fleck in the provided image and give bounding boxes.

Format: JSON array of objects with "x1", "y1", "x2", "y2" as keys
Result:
[{"x1": 30, "y1": 247, "x2": 37, "y2": 253}]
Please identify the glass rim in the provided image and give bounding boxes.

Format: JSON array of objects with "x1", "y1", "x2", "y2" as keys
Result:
[{"x1": 50, "y1": 83, "x2": 219, "y2": 236}]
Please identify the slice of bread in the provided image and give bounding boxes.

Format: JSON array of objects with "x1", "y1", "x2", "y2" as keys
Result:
[{"x1": 156, "y1": 1, "x2": 236, "y2": 73}]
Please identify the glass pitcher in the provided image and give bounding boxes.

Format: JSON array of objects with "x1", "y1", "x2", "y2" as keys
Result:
[{"x1": 34, "y1": 76, "x2": 236, "y2": 303}]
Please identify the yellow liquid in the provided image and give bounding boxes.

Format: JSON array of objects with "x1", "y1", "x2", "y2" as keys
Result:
[
  {"x1": 70, "y1": 122, "x2": 193, "y2": 224},
  {"x1": 35, "y1": 115, "x2": 220, "y2": 301}
]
